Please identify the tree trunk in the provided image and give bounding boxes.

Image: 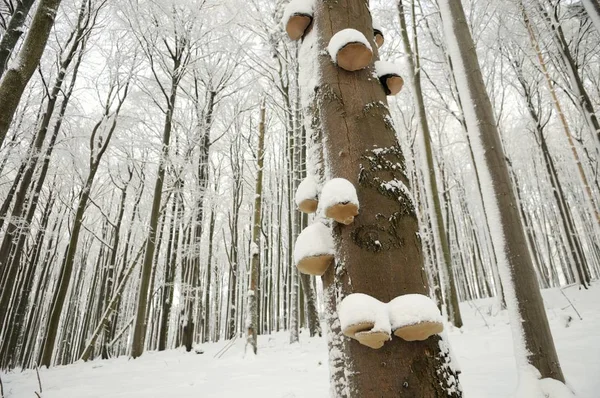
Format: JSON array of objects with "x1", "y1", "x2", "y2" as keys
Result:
[
  {"x1": 0, "y1": 0, "x2": 36, "y2": 78},
  {"x1": 246, "y1": 101, "x2": 266, "y2": 354},
  {"x1": 397, "y1": 0, "x2": 462, "y2": 328},
  {"x1": 536, "y1": 0, "x2": 600, "y2": 146},
  {"x1": 40, "y1": 84, "x2": 129, "y2": 366},
  {"x1": 438, "y1": 0, "x2": 565, "y2": 386},
  {"x1": 307, "y1": 1, "x2": 461, "y2": 396},
  {"x1": 521, "y1": 3, "x2": 600, "y2": 226},
  {"x1": 0, "y1": 0, "x2": 63, "y2": 148},
  {"x1": 131, "y1": 70, "x2": 179, "y2": 358},
  {"x1": 582, "y1": 0, "x2": 600, "y2": 34}
]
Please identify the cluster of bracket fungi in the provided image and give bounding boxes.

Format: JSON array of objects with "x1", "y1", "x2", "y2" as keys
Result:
[
  {"x1": 285, "y1": 0, "x2": 442, "y2": 349},
  {"x1": 283, "y1": 0, "x2": 404, "y2": 96}
]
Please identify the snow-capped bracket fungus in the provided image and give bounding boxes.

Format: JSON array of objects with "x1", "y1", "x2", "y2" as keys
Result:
[
  {"x1": 282, "y1": 0, "x2": 314, "y2": 41},
  {"x1": 339, "y1": 293, "x2": 391, "y2": 349},
  {"x1": 374, "y1": 61, "x2": 404, "y2": 96},
  {"x1": 293, "y1": 222, "x2": 335, "y2": 276},
  {"x1": 319, "y1": 178, "x2": 359, "y2": 225},
  {"x1": 295, "y1": 176, "x2": 319, "y2": 214},
  {"x1": 388, "y1": 294, "x2": 444, "y2": 341},
  {"x1": 327, "y1": 29, "x2": 373, "y2": 71},
  {"x1": 373, "y1": 21, "x2": 384, "y2": 47}
]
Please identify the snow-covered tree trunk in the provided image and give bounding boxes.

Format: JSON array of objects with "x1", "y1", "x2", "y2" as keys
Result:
[
  {"x1": 40, "y1": 73, "x2": 130, "y2": 367},
  {"x1": 0, "y1": 0, "x2": 62, "y2": 148},
  {"x1": 438, "y1": 0, "x2": 567, "y2": 394},
  {"x1": 520, "y1": 3, "x2": 600, "y2": 227},
  {"x1": 247, "y1": 101, "x2": 266, "y2": 355},
  {"x1": 582, "y1": 0, "x2": 600, "y2": 34},
  {"x1": 305, "y1": 1, "x2": 461, "y2": 396},
  {"x1": 535, "y1": 0, "x2": 600, "y2": 147},
  {"x1": 0, "y1": 0, "x2": 35, "y2": 78},
  {"x1": 397, "y1": 0, "x2": 463, "y2": 328}
]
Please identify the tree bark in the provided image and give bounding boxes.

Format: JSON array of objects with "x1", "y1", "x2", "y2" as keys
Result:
[
  {"x1": 246, "y1": 101, "x2": 265, "y2": 354},
  {"x1": 439, "y1": 0, "x2": 565, "y2": 384},
  {"x1": 309, "y1": 1, "x2": 461, "y2": 396},
  {"x1": 0, "y1": 0, "x2": 36, "y2": 78},
  {"x1": 397, "y1": 0, "x2": 463, "y2": 328},
  {"x1": 582, "y1": 0, "x2": 600, "y2": 34},
  {"x1": 0, "y1": 0, "x2": 63, "y2": 148}
]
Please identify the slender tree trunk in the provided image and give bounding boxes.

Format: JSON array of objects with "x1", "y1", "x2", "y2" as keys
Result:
[
  {"x1": 0, "y1": 0, "x2": 36, "y2": 78},
  {"x1": 521, "y1": 4, "x2": 600, "y2": 226},
  {"x1": 536, "y1": 0, "x2": 600, "y2": 146},
  {"x1": 582, "y1": 0, "x2": 600, "y2": 36},
  {"x1": 131, "y1": 71, "x2": 179, "y2": 358},
  {"x1": 40, "y1": 84, "x2": 129, "y2": 366},
  {"x1": 397, "y1": 0, "x2": 463, "y2": 328},
  {"x1": 0, "y1": 0, "x2": 63, "y2": 148},
  {"x1": 439, "y1": 0, "x2": 565, "y2": 385},
  {"x1": 246, "y1": 102, "x2": 266, "y2": 354},
  {"x1": 202, "y1": 206, "x2": 216, "y2": 342}
]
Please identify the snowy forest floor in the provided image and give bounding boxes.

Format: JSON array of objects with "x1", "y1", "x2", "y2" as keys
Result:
[{"x1": 2, "y1": 284, "x2": 599, "y2": 398}]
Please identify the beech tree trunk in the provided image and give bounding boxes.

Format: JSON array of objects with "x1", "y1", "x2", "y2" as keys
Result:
[
  {"x1": 438, "y1": 0, "x2": 565, "y2": 384},
  {"x1": 0, "y1": 0, "x2": 36, "y2": 78},
  {"x1": 582, "y1": 0, "x2": 600, "y2": 34},
  {"x1": 310, "y1": 1, "x2": 461, "y2": 396},
  {"x1": 246, "y1": 101, "x2": 266, "y2": 355},
  {"x1": 397, "y1": 0, "x2": 463, "y2": 328},
  {"x1": 0, "y1": 0, "x2": 63, "y2": 148}
]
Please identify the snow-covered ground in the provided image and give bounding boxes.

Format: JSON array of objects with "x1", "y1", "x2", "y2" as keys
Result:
[{"x1": 3, "y1": 284, "x2": 599, "y2": 397}]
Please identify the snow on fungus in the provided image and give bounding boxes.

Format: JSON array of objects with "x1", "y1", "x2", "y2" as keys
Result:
[
  {"x1": 295, "y1": 176, "x2": 319, "y2": 214},
  {"x1": 327, "y1": 29, "x2": 373, "y2": 71},
  {"x1": 387, "y1": 294, "x2": 443, "y2": 341},
  {"x1": 293, "y1": 222, "x2": 334, "y2": 276},
  {"x1": 375, "y1": 61, "x2": 404, "y2": 96},
  {"x1": 283, "y1": 0, "x2": 314, "y2": 41},
  {"x1": 319, "y1": 178, "x2": 359, "y2": 225},
  {"x1": 372, "y1": 19, "x2": 384, "y2": 47},
  {"x1": 373, "y1": 23, "x2": 384, "y2": 47},
  {"x1": 338, "y1": 293, "x2": 391, "y2": 349}
]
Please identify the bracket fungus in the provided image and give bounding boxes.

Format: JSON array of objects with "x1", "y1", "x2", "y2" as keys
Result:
[
  {"x1": 327, "y1": 29, "x2": 373, "y2": 71},
  {"x1": 293, "y1": 222, "x2": 335, "y2": 276},
  {"x1": 373, "y1": 21, "x2": 384, "y2": 47},
  {"x1": 282, "y1": 0, "x2": 314, "y2": 41},
  {"x1": 319, "y1": 178, "x2": 359, "y2": 225},
  {"x1": 388, "y1": 294, "x2": 444, "y2": 341},
  {"x1": 339, "y1": 293, "x2": 391, "y2": 349},
  {"x1": 295, "y1": 176, "x2": 319, "y2": 214},
  {"x1": 375, "y1": 61, "x2": 404, "y2": 96}
]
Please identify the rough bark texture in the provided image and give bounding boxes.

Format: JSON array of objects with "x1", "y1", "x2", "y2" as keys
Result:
[
  {"x1": 440, "y1": 0, "x2": 565, "y2": 383},
  {"x1": 0, "y1": 0, "x2": 63, "y2": 148},
  {"x1": 313, "y1": 1, "x2": 461, "y2": 396}
]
